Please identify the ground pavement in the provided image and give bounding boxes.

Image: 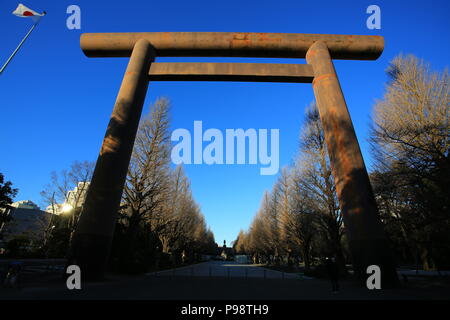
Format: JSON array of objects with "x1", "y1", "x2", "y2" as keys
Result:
[{"x1": 1, "y1": 260, "x2": 449, "y2": 300}]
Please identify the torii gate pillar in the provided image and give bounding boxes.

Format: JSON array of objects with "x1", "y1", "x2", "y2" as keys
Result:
[
  {"x1": 306, "y1": 41, "x2": 398, "y2": 286},
  {"x1": 68, "y1": 39, "x2": 155, "y2": 279}
]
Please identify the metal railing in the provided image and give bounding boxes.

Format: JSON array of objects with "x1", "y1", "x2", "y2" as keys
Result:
[{"x1": 150, "y1": 263, "x2": 307, "y2": 280}]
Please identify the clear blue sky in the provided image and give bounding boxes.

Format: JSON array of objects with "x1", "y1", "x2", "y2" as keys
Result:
[{"x1": 1, "y1": 0, "x2": 449, "y2": 246}]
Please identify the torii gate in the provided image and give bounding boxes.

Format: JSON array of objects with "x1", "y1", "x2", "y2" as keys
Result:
[{"x1": 69, "y1": 32, "x2": 398, "y2": 286}]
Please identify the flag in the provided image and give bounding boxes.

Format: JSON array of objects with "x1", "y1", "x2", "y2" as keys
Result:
[
  {"x1": 0, "y1": 3, "x2": 46, "y2": 75},
  {"x1": 12, "y1": 3, "x2": 45, "y2": 18}
]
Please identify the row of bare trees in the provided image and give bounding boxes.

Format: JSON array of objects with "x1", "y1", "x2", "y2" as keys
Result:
[
  {"x1": 234, "y1": 54, "x2": 449, "y2": 273},
  {"x1": 234, "y1": 103, "x2": 347, "y2": 274},
  {"x1": 106, "y1": 98, "x2": 217, "y2": 273},
  {"x1": 369, "y1": 55, "x2": 449, "y2": 270},
  {"x1": 39, "y1": 98, "x2": 216, "y2": 273}
]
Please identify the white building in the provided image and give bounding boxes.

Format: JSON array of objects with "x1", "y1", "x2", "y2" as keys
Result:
[
  {"x1": 45, "y1": 181, "x2": 90, "y2": 215},
  {"x1": 10, "y1": 200, "x2": 40, "y2": 210}
]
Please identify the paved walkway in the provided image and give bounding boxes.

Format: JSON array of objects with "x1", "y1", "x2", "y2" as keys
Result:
[{"x1": 1, "y1": 261, "x2": 449, "y2": 300}]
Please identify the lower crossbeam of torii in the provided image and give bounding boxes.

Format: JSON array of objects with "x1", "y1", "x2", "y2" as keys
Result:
[{"x1": 67, "y1": 32, "x2": 398, "y2": 287}]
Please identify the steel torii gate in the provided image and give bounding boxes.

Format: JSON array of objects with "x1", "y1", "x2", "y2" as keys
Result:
[{"x1": 69, "y1": 32, "x2": 398, "y2": 286}]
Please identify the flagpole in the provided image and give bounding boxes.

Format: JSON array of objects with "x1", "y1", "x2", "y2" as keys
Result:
[{"x1": 0, "y1": 15, "x2": 44, "y2": 75}]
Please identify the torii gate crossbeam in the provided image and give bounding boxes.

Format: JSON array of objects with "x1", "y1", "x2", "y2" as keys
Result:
[{"x1": 69, "y1": 32, "x2": 398, "y2": 287}]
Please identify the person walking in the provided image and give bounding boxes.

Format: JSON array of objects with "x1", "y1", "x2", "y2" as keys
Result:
[
  {"x1": 325, "y1": 257, "x2": 340, "y2": 293},
  {"x1": 3, "y1": 261, "x2": 23, "y2": 288}
]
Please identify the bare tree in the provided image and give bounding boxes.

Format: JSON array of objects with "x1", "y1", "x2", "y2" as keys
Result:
[
  {"x1": 118, "y1": 98, "x2": 216, "y2": 269},
  {"x1": 276, "y1": 167, "x2": 296, "y2": 266},
  {"x1": 247, "y1": 210, "x2": 267, "y2": 264},
  {"x1": 261, "y1": 190, "x2": 281, "y2": 264},
  {"x1": 370, "y1": 54, "x2": 450, "y2": 270},
  {"x1": 295, "y1": 103, "x2": 346, "y2": 273},
  {"x1": 233, "y1": 230, "x2": 247, "y2": 254},
  {"x1": 38, "y1": 161, "x2": 94, "y2": 257},
  {"x1": 120, "y1": 97, "x2": 171, "y2": 261},
  {"x1": 40, "y1": 160, "x2": 94, "y2": 230},
  {"x1": 371, "y1": 55, "x2": 449, "y2": 173},
  {"x1": 287, "y1": 167, "x2": 317, "y2": 271},
  {"x1": 236, "y1": 103, "x2": 347, "y2": 273}
]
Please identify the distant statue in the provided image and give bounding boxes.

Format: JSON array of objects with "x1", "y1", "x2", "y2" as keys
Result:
[{"x1": 220, "y1": 240, "x2": 230, "y2": 261}]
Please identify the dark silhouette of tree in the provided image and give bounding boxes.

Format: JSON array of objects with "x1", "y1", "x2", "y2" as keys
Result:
[
  {"x1": 0, "y1": 172, "x2": 18, "y2": 209},
  {"x1": 0, "y1": 172, "x2": 18, "y2": 226},
  {"x1": 370, "y1": 54, "x2": 450, "y2": 270}
]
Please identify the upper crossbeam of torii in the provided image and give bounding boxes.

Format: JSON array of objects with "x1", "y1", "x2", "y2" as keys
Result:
[{"x1": 80, "y1": 32, "x2": 384, "y2": 59}]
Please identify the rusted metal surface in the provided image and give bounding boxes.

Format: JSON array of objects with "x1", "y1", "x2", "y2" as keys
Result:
[
  {"x1": 80, "y1": 32, "x2": 384, "y2": 60},
  {"x1": 148, "y1": 62, "x2": 314, "y2": 83},
  {"x1": 68, "y1": 39, "x2": 155, "y2": 281},
  {"x1": 306, "y1": 41, "x2": 397, "y2": 286}
]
